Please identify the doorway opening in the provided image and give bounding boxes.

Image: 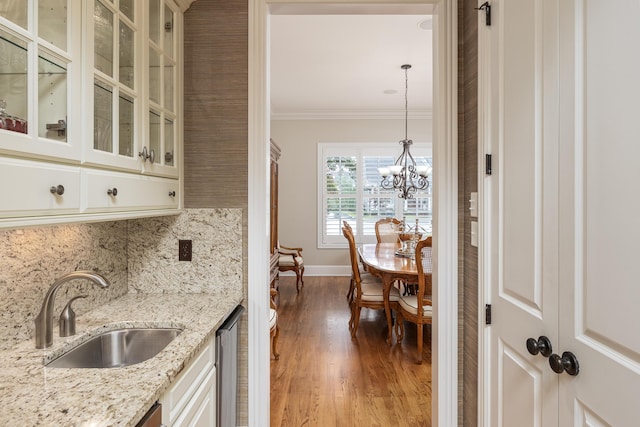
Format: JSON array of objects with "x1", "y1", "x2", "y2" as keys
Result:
[{"x1": 247, "y1": 1, "x2": 459, "y2": 425}]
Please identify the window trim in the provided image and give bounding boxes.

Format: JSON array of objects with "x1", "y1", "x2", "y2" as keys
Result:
[{"x1": 317, "y1": 141, "x2": 432, "y2": 249}]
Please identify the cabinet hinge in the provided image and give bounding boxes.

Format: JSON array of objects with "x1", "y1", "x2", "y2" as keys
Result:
[
  {"x1": 485, "y1": 154, "x2": 492, "y2": 175},
  {"x1": 485, "y1": 304, "x2": 492, "y2": 325},
  {"x1": 475, "y1": 2, "x2": 492, "y2": 26}
]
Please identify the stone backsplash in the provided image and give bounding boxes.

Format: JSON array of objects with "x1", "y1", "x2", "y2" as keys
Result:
[
  {"x1": 0, "y1": 208, "x2": 242, "y2": 351},
  {"x1": 128, "y1": 208, "x2": 243, "y2": 296}
]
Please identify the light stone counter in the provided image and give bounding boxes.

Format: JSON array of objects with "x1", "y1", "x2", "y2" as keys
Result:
[{"x1": 0, "y1": 293, "x2": 243, "y2": 426}]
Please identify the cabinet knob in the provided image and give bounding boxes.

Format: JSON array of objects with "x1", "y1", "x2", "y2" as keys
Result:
[
  {"x1": 168, "y1": 191, "x2": 176, "y2": 197},
  {"x1": 138, "y1": 146, "x2": 156, "y2": 163},
  {"x1": 107, "y1": 188, "x2": 118, "y2": 197},
  {"x1": 50, "y1": 185, "x2": 65, "y2": 196}
]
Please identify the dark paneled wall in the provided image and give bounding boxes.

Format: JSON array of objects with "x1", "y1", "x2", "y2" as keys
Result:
[
  {"x1": 458, "y1": 1, "x2": 479, "y2": 426},
  {"x1": 184, "y1": 0, "x2": 249, "y2": 425}
]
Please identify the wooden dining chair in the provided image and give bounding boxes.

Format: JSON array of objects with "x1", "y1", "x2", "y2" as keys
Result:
[
  {"x1": 375, "y1": 217, "x2": 402, "y2": 243},
  {"x1": 278, "y1": 244, "x2": 304, "y2": 292},
  {"x1": 375, "y1": 217, "x2": 411, "y2": 294},
  {"x1": 396, "y1": 236, "x2": 433, "y2": 363},
  {"x1": 343, "y1": 224, "x2": 400, "y2": 338},
  {"x1": 342, "y1": 220, "x2": 364, "y2": 304},
  {"x1": 270, "y1": 287, "x2": 280, "y2": 360}
]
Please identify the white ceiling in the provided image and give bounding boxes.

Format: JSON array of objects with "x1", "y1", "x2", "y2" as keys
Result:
[{"x1": 269, "y1": 14, "x2": 433, "y2": 120}]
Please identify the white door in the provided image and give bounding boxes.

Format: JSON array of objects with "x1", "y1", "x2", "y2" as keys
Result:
[
  {"x1": 483, "y1": 0, "x2": 640, "y2": 425},
  {"x1": 483, "y1": 0, "x2": 560, "y2": 425}
]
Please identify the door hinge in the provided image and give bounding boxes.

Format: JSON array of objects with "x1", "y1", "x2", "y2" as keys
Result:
[
  {"x1": 485, "y1": 154, "x2": 492, "y2": 175},
  {"x1": 475, "y1": 2, "x2": 492, "y2": 26},
  {"x1": 485, "y1": 304, "x2": 492, "y2": 325}
]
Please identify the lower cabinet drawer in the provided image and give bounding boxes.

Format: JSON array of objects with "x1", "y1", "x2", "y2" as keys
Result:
[
  {"x1": 0, "y1": 157, "x2": 81, "y2": 218},
  {"x1": 84, "y1": 170, "x2": 179, "y2": 213}
]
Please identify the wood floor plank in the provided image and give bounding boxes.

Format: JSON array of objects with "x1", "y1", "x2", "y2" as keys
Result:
[{"x1": 271, "y1": 276, "x2": 432, "y2": 426}]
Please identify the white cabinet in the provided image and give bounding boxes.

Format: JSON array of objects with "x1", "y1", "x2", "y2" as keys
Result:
[
  {"x1": 0, "y1": 0, "x2": 183, "y2": 228},
  {"x1": 84, "y1": 169, "x2": 178, "y2": 212},
  {"x1": 0, "y1": 0, "x2": 83, "y2": 162},
  {"x1": 0, "y1": 157, "x2": 81, "y2": 218},
  {"x1": 161, "y1": 337, "x2": 216, "y2": 427},
  {"x1": 84, "y1": 0, "x2": 182, "y2": 179}
]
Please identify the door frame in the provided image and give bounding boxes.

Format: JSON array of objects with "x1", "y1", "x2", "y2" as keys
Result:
[{"x1": 248, "y1": 1, "x2": 459, "y2": 426}]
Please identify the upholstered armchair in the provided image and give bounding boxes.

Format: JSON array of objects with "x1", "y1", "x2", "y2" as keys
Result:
[{"x1": 278, "y1": 244, "x2": 305, "y2": 292}]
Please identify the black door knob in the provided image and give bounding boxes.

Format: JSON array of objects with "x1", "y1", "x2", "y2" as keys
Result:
[
  {"x1": 526, "y1": 336, "x2": 553, "y2": 357},
  {"x1": 549, "y1": 351, "x2": 580, "y2": 376}
]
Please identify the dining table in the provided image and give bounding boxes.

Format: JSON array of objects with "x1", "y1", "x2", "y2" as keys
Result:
[{"x1": 357, "y1": 242, "x2": 432, "y2": 344}]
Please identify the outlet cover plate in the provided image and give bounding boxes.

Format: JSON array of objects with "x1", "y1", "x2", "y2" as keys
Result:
[{"x1": 179, "y1": 240, "x2": 192, "y2": 261}]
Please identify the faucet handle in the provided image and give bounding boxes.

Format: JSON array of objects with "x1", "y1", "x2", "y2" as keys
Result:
[{"x1": 59, "y1": 295, "x2": 87, "y2": 338}]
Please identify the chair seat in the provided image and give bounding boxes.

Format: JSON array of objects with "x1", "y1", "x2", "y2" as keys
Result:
[
  {"x1": 361, "y1": 279, "x2": 401, "y2": 302},
  {"x1": 279, "y1": 255, "x2": 303, "y2": 267},
  {"x1": 398, "y1": 295, "x2": 433, "y2": 316},
  {"x1": 269, "y1": 308, "x2": 277, "y2": 329}
]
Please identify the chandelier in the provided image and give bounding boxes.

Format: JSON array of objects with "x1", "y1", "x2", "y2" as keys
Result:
[{"x1": 378, "y1": 64, "x2": 430, "y2": 199}]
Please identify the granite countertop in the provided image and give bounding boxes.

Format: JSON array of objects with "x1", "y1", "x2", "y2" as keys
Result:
[{"x1": 0, "y1": 293, "x2": 242, "y2": 426}]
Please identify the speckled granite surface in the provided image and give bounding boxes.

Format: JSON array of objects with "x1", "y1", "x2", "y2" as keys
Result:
[
  {"x1": 0, "y1": 222, "x2": 129, "y2": 351},
  {"x1": 0, "y1": 208, "x2": 245, "y2": 425},
  {"x1": 0, "y1": 293, "x2": 242, "y2": 427},
  {"x1": 0, "y1": 209, "x2": 243, "y2": 349},
  {"x1": 128, "y1": 209, "x2": 242, "y2": 295}
]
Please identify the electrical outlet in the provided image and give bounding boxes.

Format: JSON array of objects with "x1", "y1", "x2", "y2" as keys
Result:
[{"x1": 179, "y1": 240, "x2": 192, "y2": 261}]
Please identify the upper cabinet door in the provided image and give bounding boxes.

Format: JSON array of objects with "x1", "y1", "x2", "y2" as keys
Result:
[
  {"x1": 144, "y1": 0, "x2": 180, "y2": 178},
  {"x1": 85, "y1": 0, "x2": 180, "y2": 178},
  {"x1": 0, "y1": 0, "x2": 82, "y2": 162},
  {"x1": 84, "y1": 0, "x2": 143, "y2": 172}
]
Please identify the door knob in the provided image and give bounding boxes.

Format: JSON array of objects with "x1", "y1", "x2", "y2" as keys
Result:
[
  {"x1": 549, "y1": 351, "x2": 580, "y2": 376},
  {"x1": 526, "y1": 336, "x2": 552, "y2": 357}
]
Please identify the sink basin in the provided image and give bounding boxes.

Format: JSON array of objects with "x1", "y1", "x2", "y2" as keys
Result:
[{"x1": 46, "y1": 327, "x2": 183, "y2": 368}]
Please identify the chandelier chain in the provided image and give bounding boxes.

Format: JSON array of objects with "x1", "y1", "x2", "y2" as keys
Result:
[{"x1": 405, "y1": 65, "x2": 409, "y2": 141}]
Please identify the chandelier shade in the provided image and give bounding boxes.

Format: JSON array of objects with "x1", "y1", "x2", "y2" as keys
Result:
[{"x1": 379, "y1": 64, "x2": 431, "y2": 199}]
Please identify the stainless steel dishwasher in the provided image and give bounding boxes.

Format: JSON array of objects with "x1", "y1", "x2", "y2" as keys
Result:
[{"x1": 216, "y1": 305, "x2": 245, "y2": 427}]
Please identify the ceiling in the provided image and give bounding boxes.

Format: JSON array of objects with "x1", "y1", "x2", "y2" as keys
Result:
[{"x1": 269, "y1": 14, "x2": 434, "y2": 120}]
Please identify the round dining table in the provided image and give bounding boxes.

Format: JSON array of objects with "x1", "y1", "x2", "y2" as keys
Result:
[{"x1": 357, "y1": 242, "x2": 432, "y2": 344}]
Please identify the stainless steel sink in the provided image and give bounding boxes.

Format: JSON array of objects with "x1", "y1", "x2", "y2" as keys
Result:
[{"x1": 46, "y1": 327, "x2": 183, "y2": 368}]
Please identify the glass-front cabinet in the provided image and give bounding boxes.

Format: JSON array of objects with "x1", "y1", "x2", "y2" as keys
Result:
[
  {"x1": 86, "y1": 0, "x2": 180, "y2": 178},
  {"x1": 146, "y1": 0, "x2": 179, "y2": 176},
  {"x1": 0, "y1": 0, "x2": 183, "y2": 227},
  {"x1": 0, "y1": 0, "x2": 82, "y2": 161}
]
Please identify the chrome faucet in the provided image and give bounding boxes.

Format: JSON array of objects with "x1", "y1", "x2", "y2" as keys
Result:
[{"x1": 34, "y1": 271, "x2": 110, "y2": 349}]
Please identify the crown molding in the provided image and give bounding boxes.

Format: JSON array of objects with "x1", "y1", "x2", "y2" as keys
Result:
[
  {"x1": 270, "y1": 110, "x2": 433, "y2": 121},
  {"x1": 174, "y1": 0, "x2": 197, "y2": 12}
]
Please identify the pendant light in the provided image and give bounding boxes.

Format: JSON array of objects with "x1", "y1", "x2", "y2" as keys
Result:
[{"x1": 378, "y1": 64, "x2": 430, "y2": 199}]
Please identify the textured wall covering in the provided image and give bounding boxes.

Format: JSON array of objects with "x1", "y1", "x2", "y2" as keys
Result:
[
  {"x1": 0, "y1": 222, "x2": 128, "y2": 351},
  {"x1": 183, "y1": 0, "x2": 248, "y2": 209},
  {"x1": 183, "y1": 0, "x2": 249, "y2": 424},
  {"x1": 458, "y1": 1, "x2": 479, "y2": 426}
]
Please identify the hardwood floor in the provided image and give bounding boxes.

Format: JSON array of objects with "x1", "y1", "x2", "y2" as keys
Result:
[{"x1": 270, "y1": 276, "x2": 432, "y2": 427}]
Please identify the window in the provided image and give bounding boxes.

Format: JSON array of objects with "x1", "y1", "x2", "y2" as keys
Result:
[{"x1": 318, "y1": 142, "x2": 432, "y2": 248}]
